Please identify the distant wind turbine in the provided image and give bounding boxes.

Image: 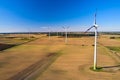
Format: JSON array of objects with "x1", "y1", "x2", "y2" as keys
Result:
[
  {"x1": 85, "y1": 10, "x2": 98, "y2": 70},
  {"x1": 48, "y1": 27, "x2": 51, "y2": 40},
  {"x1": 62, "y1": 26, "x2": 69, "y2": 44}
]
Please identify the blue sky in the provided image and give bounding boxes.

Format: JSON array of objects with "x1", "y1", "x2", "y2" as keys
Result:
[{"x1": 0, "y1": 0, "x2": 120, "y2": 32}]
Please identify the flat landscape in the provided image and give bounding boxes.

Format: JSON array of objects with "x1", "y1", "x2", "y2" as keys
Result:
[
  {"x1": 0, "y1": 33, "x2": 120, "y2": 80},
  {"x1": 1, "y1": 0, "x2": 120, "y2": 80}
]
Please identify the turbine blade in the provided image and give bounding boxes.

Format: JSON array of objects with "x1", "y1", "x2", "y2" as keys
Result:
[
  {"x1": 94, "y1": 9, "x2": 97, "y2": 25},
  {"x1": 84, "y1": 26, "x2": 94, "y2": 33},
  {"x1": 62, "y1": 27, "x2": 65, "y2": 29},
  {"x1": 67, "y1": 26, "x2": 70, "y2": 29},
  {"x1": 95, "y1": 13, "x2": 96, "y2": 25},
  {"x1": 96, "y1": 29, "x2": 99, "y2": 36},
  {"x1": 97, "y1": 31, "x2": 99, "y2": 36}
]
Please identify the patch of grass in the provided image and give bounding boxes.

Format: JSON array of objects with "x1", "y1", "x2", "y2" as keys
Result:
[
  {"x1": 90, "y1": 66, "x2": 103, "y2": 72},
  {"x1": 110, "y1": 36, "x2": 120, "y2": 39},
  {"x1": 21, "y1": 37, "x2": 36, "y2": 41},
  {"x1": 107, "y1": 46, "x2": 120, "y2": 52}
]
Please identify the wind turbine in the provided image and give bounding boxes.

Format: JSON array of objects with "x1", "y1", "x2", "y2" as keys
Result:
[
  {"x1": 85, "y1": 10, "x2": 98, "y2": 70},
  {"x1": 48, "y1": 27, "x2": 51, "y2": 40},
  {"x1": 62, "y1": 26, "x2": 69, "y2": 44}
]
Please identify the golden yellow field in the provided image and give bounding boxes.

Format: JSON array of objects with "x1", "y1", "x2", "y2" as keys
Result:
[{"x1": 0, "y1": 34, "x2": 120, "y2": 80}]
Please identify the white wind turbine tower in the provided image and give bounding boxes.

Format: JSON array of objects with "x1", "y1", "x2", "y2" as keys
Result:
[
  {"x1": 85, "y1": 10, "x2": 98, "y2": 70},
  {"x1": 48, "y1": 27, "x2": 51, "y2": 40},
  {"x1": 62, "y1": 26, "x2": 69, "y2": 44}
]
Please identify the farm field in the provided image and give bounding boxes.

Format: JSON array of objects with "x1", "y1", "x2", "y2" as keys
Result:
[
  {"x1": 0, "y1": 34, "x2": 120, "y2": 80},
  {"x1": 36, "y1": 35, "x2": 120, "y2": 80},
  {"x1": 0, "y1": 34, "x2": 40, "y2": 51}
]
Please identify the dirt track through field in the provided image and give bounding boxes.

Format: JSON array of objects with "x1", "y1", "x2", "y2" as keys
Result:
[{"x1": 7, "y1": 53, "x2": 59, "y2": 80}]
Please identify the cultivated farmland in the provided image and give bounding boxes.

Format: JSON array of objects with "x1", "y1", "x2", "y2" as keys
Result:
[{"x1": 0, "y1": 33, "x2": 120, "y2": 80}]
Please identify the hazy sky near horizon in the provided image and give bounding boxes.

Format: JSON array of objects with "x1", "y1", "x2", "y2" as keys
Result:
[{"x1": 0, "y1": 0, "x2": 120, "y2": 32}]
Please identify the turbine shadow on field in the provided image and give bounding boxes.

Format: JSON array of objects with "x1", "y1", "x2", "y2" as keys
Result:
[
  {"x1": 101, "y1": 65, "x2": 120, "y2": 68},
  {"x1": 0, "y1": 43, "x2": 16, "y2": 51},
  {"x1": 101, "y1": 65, "x2": 120, "y2": 72}
]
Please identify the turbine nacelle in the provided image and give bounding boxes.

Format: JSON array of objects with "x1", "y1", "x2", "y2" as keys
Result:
[{"x1": 93, "y1": 24, "x2": 98, "y2": 29}]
